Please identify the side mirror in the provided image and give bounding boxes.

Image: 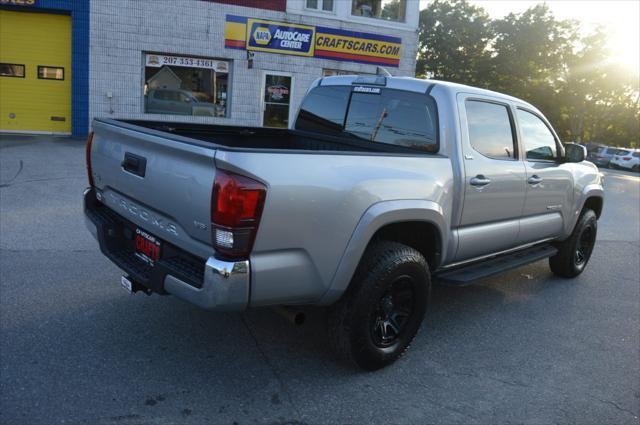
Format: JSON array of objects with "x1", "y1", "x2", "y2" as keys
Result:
[{"x1": 563, "y1": 143, "x2": 586, "y2": 163}]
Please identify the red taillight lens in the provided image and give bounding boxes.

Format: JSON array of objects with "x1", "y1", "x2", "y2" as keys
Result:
[
  {"x1": 86, "y1": 131, "x2": 94, "y2": 187},
  {"x1": 211, "y1": 169, "x2": 266, "y2": 258},
  {"x1": 623, "y1": 157, "x2": 631, "y2": 160}
]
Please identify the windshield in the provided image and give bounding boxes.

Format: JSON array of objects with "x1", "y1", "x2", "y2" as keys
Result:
[{"x1": 192, "y1": 93, "x2": 211, "y2": 103}]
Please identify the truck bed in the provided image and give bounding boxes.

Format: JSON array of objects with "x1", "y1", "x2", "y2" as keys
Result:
[{"x1": 120, "y1": 119, "x2": 418, "y2": 154}]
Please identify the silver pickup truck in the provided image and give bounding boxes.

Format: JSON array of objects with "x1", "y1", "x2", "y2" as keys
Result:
[{"x1": 84, "y1": 75, "x2": 604, "y2": 370}]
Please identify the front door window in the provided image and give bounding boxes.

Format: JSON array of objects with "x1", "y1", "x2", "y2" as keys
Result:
[{"x1": 263, "y1": 74, "x2": 291, "y2": 128}]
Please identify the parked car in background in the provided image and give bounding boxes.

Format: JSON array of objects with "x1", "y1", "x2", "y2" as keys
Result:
[
  {"x1": 145, "y1": 89, "x2": 223, "y2": 117},
  {"x1": 588, "y1": 146, "x2": 623, "y2": 168},
  {"x1": 610, "y1": 149, "x2": 640, "y2": 172}
]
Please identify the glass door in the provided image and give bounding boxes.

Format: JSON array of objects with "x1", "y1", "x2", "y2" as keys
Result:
[{"x1": 262, "y1": 73, "x2": 292, "y2": 128}]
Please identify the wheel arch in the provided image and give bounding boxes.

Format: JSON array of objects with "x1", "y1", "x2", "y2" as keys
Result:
[
  {"x1": 582, "y1": 195, "x2": 603, "y2": 218},
  {"x1": 319, "y1": 200, "x2": 448, "y2": 305}
]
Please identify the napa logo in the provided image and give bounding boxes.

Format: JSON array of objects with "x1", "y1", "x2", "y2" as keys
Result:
[{"x1": 252, "y1": 26, "x2": 272, "y2": 45}]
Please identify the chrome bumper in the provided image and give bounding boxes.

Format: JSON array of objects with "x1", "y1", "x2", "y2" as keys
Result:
[
  {"x1": 164, "y1": 257, "x2": 250, "y2": 311},
  {"x1": 84, "y1": 187, "x2": 250, "y2": 311}
]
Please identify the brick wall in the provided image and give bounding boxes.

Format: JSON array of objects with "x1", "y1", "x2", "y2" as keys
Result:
[{"x1": 89, "y1": 0, "x2": 418, "y2": 128}]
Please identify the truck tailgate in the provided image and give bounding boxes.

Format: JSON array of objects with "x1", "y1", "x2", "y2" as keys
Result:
[{"x1": 90, "y1": 120, "x2": 217, "y2": 259}]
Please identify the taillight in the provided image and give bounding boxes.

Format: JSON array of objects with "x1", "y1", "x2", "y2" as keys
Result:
[
  {"x1": 211, "y1": 169, "x2": 266, "y2": 258},
  {"x1": 86, "y1": 131, "x2": 94, "y2": 187},
  {"x1": 623, "y1": 157, "x2": 631, "y2": 160}
]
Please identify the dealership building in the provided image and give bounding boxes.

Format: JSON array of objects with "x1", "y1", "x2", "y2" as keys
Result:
[{"x1": 0, "y1": 0, "x2": 419, "y2": 137}]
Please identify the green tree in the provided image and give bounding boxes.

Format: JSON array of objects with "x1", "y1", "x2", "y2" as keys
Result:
[
  {"x1": 559, "y1": 27, "x2": 639, "y2": 145},
  {"x1": 490, "y1": 4, "x2": 578, "y2": 124},
  {"x1": 416, "y1": 0, "x2": 639, "y2": 147},
  {"x1": 416, "y1": 0, "x2": 493, "y2": 85}
]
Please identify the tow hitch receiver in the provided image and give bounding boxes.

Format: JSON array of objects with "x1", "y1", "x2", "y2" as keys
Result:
[{"x1": 120, "y1": 275, "x2": 151, "y2": 295}]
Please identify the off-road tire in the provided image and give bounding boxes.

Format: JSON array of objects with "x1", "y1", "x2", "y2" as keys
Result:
[
  {"x1": 549, "y1": 209, "x2": 597, "y2": 278},
  {"x1": 327, "y1": 241, "x2": 430, "y2": 370}
]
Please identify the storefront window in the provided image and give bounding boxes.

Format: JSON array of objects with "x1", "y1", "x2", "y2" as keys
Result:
[
  {"x1": 143, "y1": 54, "x2": 229, "y2": 118},
  {"x1": 263, "y1": 74, "x2": 292, "y2": 128},
  {"x1": 351, "y1": 0, "x2": 406, "y2": 22}
]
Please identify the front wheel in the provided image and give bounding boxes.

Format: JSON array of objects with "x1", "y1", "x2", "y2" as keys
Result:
[
  {"x1": 549, "y1": 209, "x2": 597, "y2": 278},
  {"x1": 327, "y1": 241, "x2": 430, "y2": 370}
]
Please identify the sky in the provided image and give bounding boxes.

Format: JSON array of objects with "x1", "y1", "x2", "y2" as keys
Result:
[{"x1": 419, "y1": 0, "x2": 640, "y2": 76}]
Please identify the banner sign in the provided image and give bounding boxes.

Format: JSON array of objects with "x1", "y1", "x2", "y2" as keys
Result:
[
  {"x1": 145, "y1": 54, "x2": 229, "y2": 73},
  {"x1": 224, "y1": 15, "x2": 401, "y2": 67},
  {"x1": 0, "y1": 0, "x2": 38, "y2": 5},
  {"x1": 247, "y1": 18, "x2": 315, "y2": 57}
]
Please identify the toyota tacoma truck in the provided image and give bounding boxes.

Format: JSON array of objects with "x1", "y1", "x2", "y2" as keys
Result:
[{"x1": 84, "y1": 75, "x2": 604, "y2": 370}]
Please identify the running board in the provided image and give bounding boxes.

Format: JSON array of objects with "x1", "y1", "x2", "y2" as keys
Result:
[{"x1": 435, "y1": 244, "x2": 558, "y2": 285}]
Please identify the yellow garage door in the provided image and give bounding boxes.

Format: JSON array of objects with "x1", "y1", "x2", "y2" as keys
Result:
[{"x1": 0, "y1": 10, "x2": 71, "y2": 134}]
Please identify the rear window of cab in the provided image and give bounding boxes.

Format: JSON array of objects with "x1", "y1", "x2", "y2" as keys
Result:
[{"x1": 295, "y1": 85, "x2": 438, "y2": 153}]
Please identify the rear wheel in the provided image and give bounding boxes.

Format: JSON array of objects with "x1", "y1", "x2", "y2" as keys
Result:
[
  {"x1": 549, "y1": 209, "x2": 597, "y2": 278},
  {"x1": 327, "y1": 241, "x2": 430, "y2": 370}
]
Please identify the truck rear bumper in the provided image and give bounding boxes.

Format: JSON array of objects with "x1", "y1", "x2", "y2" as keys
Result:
[{"x1": 83, "y1": 188, "x2": 249, "y2": 311}]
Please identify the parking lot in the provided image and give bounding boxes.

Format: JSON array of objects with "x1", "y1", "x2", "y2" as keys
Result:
[{"x1": 1, "y1": 136, "x2": 639, "y2": 425}]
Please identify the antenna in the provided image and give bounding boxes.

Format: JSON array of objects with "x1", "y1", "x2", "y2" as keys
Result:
[{"x1": 376, "y1": 66, "x2": 392, "y2": 77}]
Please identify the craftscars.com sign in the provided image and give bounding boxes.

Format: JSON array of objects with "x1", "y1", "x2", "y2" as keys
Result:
[
  {"x1": 224, "y1": 15, "x2": 402, "y2": 67},
  {"x1": 145, "y1": 54, "x2": 229, "y2": 73},
  {"x1": 0, "y1": 0, "x2": 37, "y2": 5}
]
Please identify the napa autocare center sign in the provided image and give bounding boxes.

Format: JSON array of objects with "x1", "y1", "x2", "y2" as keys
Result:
[{"x1": 224, "y1": 15, "x2": 402, "y2": 67}]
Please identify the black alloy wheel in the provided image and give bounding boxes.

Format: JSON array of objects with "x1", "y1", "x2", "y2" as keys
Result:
[
  {"x1": 327, "y1": 241, "x2": 430, "y2": 370},
  {"x1": 574, "y1": 225, "x2": 595, "y2": 267},
  {"x1": 371, "y1": 276, "x2": 415, "y2": 347},
  {"x1": 549, "y1": 209, "x2": 598, "y2": 278}
]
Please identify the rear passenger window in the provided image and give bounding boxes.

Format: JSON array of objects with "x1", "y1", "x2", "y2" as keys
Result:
[
  {"x1": 517, "y1": 109, "x2": 558, "y2": 161},
  {"x1": 295, "y1": 86, "x2": 351, "y2": 135},
  {"x1": 344, "y1": 89, "x2": 437, "y2": 152},
  {"x1": 465, "y1": 100, "x2": 516, "y2": 160}
]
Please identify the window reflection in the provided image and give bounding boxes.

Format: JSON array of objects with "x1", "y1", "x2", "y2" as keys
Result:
[
  {"x1": 351, "y1": 0, "x2": 406, "y2": 22},
  {"x1": 144, "y1": 55, "x2": 229, "y2": 118}
]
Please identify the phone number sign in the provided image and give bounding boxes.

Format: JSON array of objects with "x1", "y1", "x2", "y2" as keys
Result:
[{"x1": 145, "y1": 54, "x2": 229, "y2": 73}]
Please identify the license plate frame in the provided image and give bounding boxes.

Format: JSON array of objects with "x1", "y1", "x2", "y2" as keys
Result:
[{"x1": 134, "y1": 228, "x2": 161, "y2": 266}]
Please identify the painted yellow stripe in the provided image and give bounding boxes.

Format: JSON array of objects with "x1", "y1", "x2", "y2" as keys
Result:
[{"x1": 225, "y1": 21, "x2": 246, "y2": 42}]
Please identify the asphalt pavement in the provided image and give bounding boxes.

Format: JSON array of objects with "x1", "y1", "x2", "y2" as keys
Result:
[{"x1": 1, "y1": 136, "x2": 639, "y2": 425}]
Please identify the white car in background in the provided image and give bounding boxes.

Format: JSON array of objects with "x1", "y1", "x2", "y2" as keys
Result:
[{"x1": 609, "y1": 149, "x2": 640, "y2": 172}]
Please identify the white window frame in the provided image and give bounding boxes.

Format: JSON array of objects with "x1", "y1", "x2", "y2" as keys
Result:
[
  {"x1": 349, "y1": 0, "x2": 408, "y2": 24},
  {"x1": 304, "y1": 0, "x2": 335, "y2": 13},
  {"x1": 260, "y1": 70, "x2": 294, "y2": 128}
]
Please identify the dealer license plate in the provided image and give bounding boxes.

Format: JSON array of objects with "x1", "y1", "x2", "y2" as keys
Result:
[{"x1": 135, "y1": 228, "x2": 161, "y2": 266}]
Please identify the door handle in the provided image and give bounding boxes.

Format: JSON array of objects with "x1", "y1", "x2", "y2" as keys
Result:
[
  {"x1": 121, "y1": 152, "x2": 147, "y2": 177},
  {"x1": 470, "y1": 175, "x2": 491, "y2": 187},
  {"x1": 528, "y1": 175, "x2": 543, "y2": 185}
]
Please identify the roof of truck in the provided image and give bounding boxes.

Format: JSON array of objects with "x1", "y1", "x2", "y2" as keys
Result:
[{"x1": 317, "y1": 75, "x2": 536, "y2": 109}]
